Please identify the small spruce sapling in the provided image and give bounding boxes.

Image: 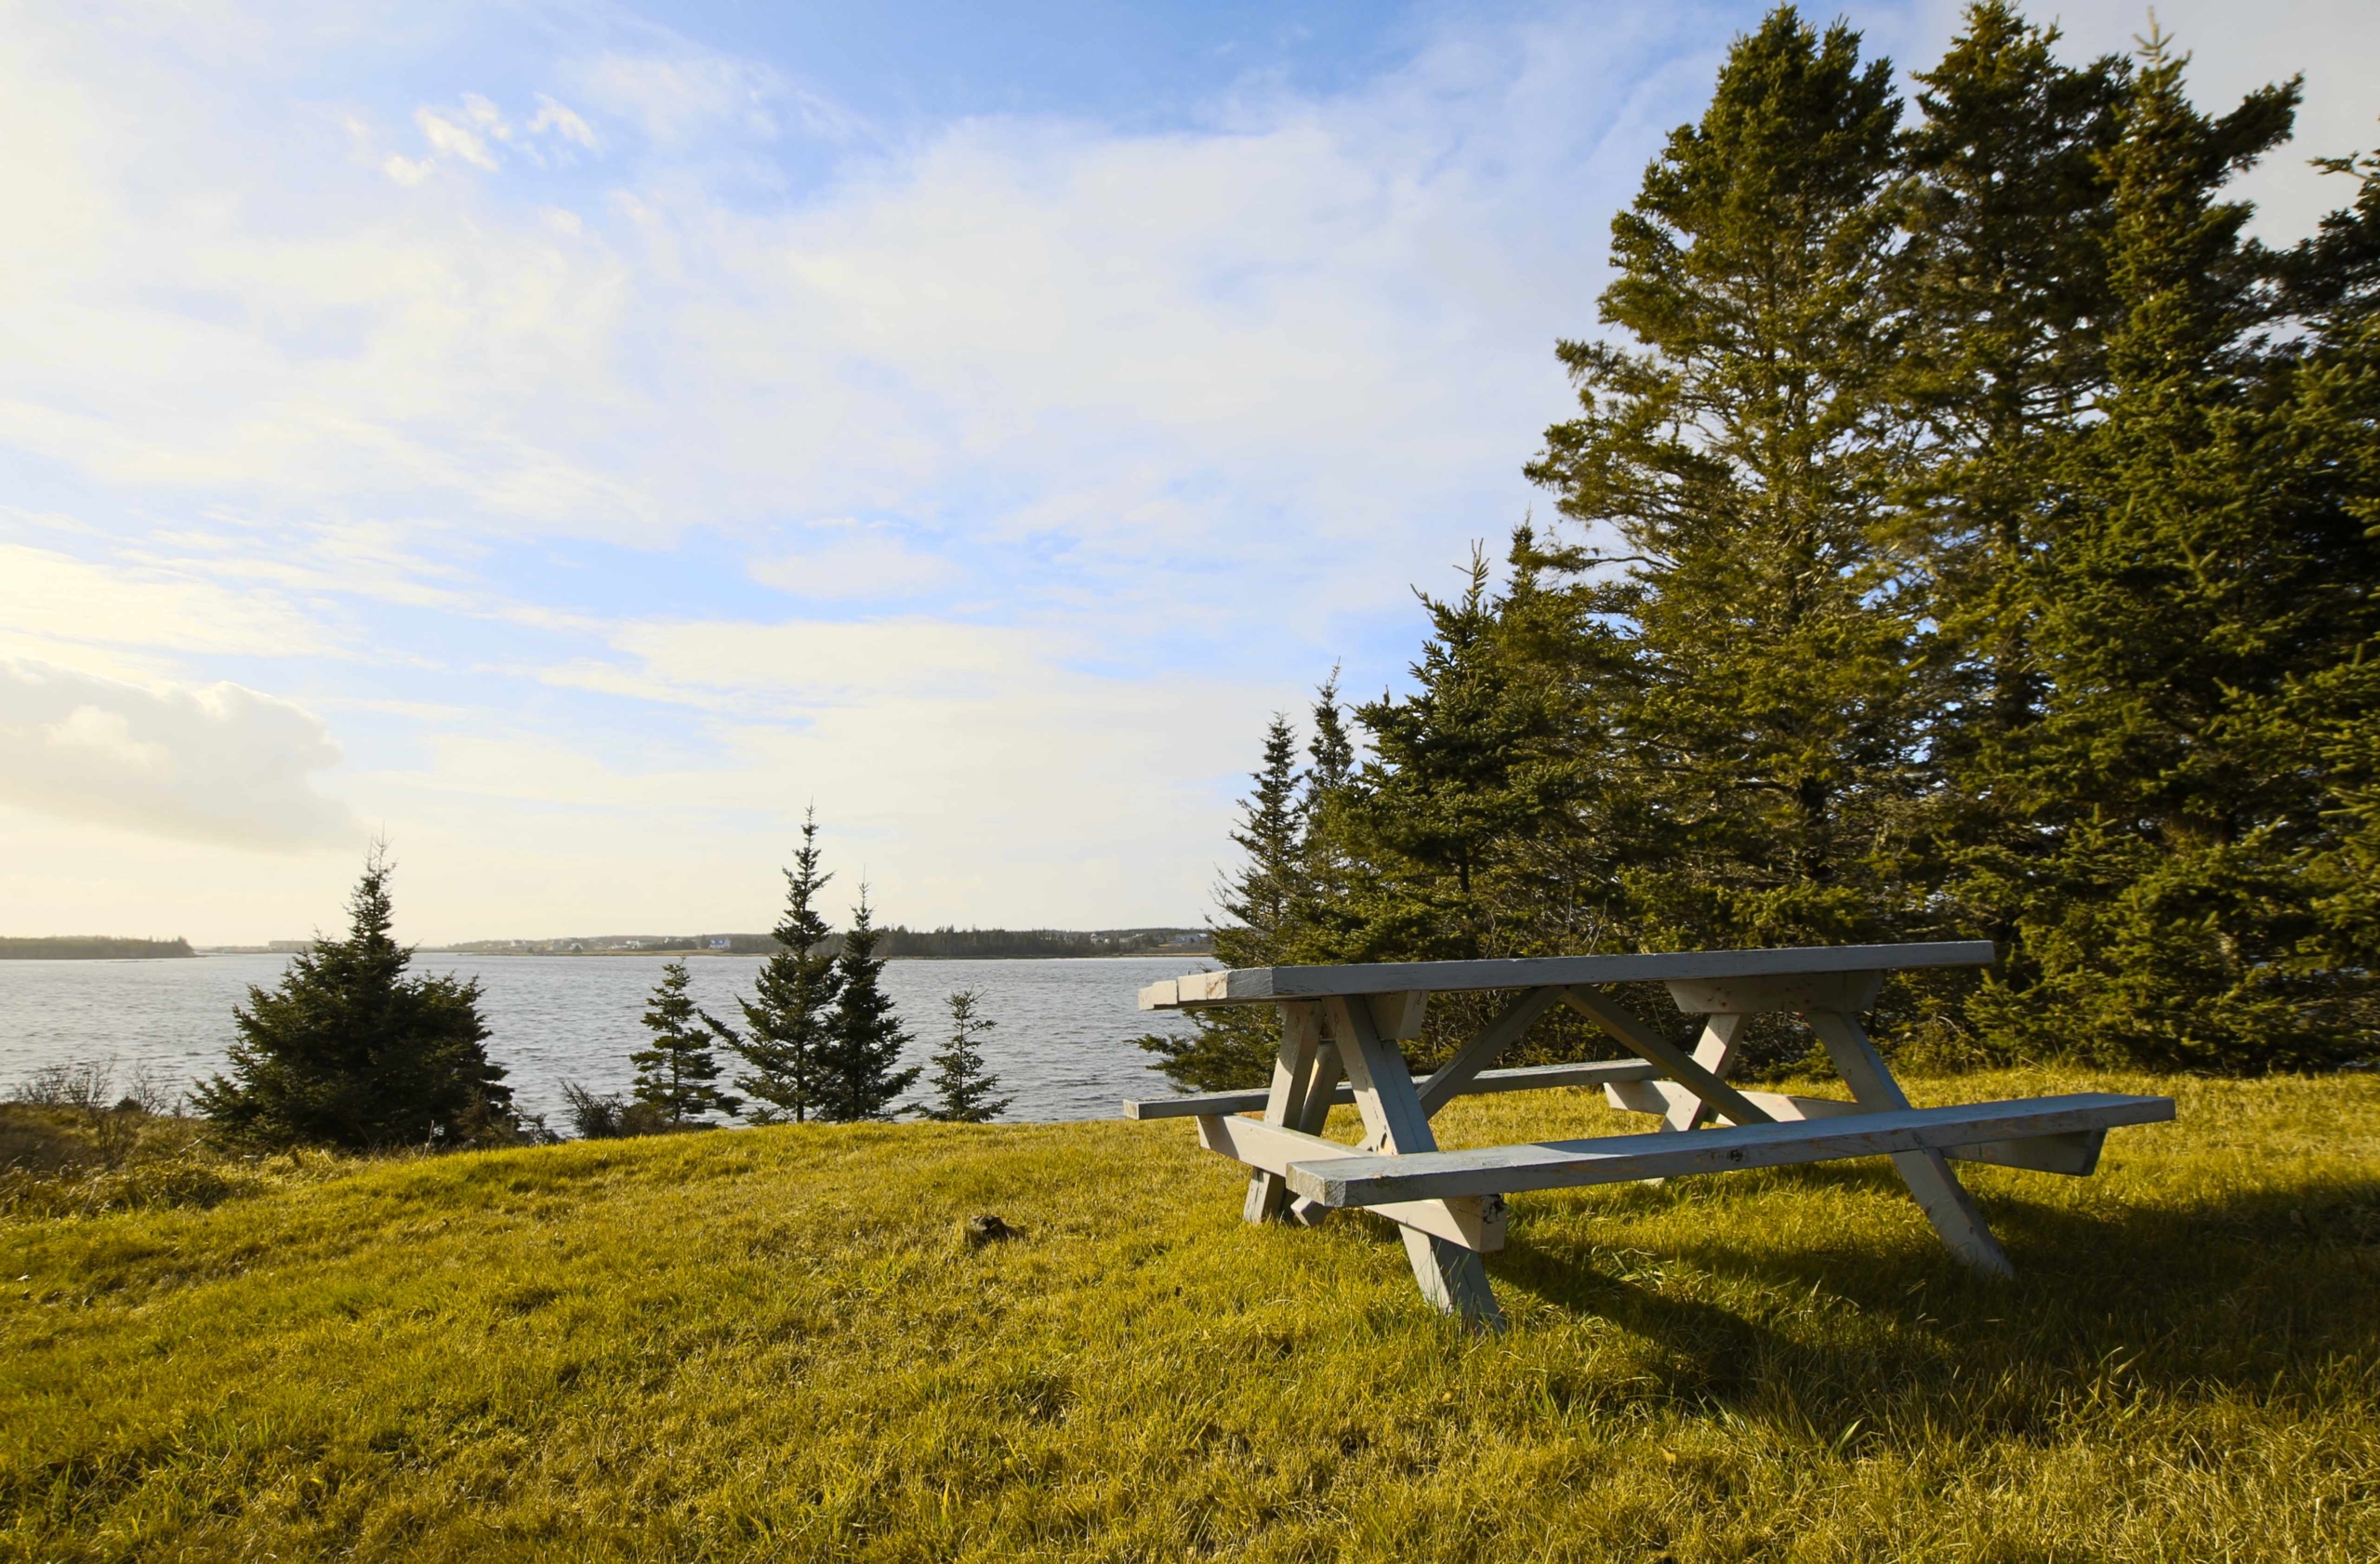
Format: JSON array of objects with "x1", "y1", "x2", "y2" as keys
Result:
[
  {"x1": 817, "y1": 887, "x2": 919, "y2": 1121},
  {"x1": 919, "y1": 988, "x2": 1010, "y2": 1122},
  {"x1": 630, "y1": 961, "x2": 745, "y2": 1127}
]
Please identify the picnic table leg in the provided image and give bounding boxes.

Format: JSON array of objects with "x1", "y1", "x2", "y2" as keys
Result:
[
  {"x1": 1326, "y1": 996, "x2": 1503, "y2": 1330},
  {"x1": 1664, "y1": 1013, "x2": 1747, "y2": 1132},
  {"x1": 1804, "y1": 1010, "x2": 2015, "y2": 1279},
  {"x1": 1243, "y1": 1001, "x2": 1328, "y2": 1225},
  {"x1": 1280, "y1": 1040, "x2": 1345, "y2": 1226},
  {"x1": 1621, "y1": 1011, "x2": 1748, "y2": 1187}
]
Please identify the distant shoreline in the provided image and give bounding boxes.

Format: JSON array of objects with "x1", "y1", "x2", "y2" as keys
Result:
[
  {"x1": 192, "y1": 927, "x2": 1215, "y2": 961},
  {"x1": 188, "y1": 948, "x2": 1216, "y2": 962},
  {"x1": 0, "y1": 937, "x2": 196, "y2": 961}
]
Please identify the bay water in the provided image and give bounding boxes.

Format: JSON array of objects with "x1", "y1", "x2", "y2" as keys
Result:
[{"x1": 0, "y1": 953, "x2": 1214, "y2": 1127}]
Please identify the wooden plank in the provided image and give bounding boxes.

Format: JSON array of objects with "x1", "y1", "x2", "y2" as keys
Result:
[
  {"x1": 1367, "y1": 990, "x2": 1429, "y2": 1040},
  {"x1": 1664, "y1": 971, "x2": 1884, "y2": 1017},
  {"x1": 1414, "y1": 987, "x2": 1562, "y2": 1117},
  {"x1": 1325, "y1": 995, "x2": 1503, "y2": 1326},
  {"x1": 1327, "y1": 996, "x2": 1438, "y2": 1154},
  {"x1": 1606, "y1": 1081, "x2": 1862, "y2": 1123},
  {"x1": 1562, "y1": 987, "x2": 1777, "y2": 1128},
  {"x1": 1801, "y1": 1010, "x2": 2014, "y2": 1277},
  {"x1": 1293, "y1": 1041, "x2": 1344, "y2": 1134},
  {"x1": 1139, "y1": 970, "x2": 1231, "y2": 1010},
  {"x1": 1948, "y1": 1130, "x2": 2106, "y2": 1176},
  {"x1": 1242, "y1": 1001, "x2": 1324, "y2": 1225},
  {"x1": 1668, "y1": 1013, "x2": 1745, "y2": 1131},
  {"x1": 1140, "y1": 942, "x2": 1997, "y2": 1008},
  {"x1": 1196, "y1": 1115, "x2": 1508, "y2": 1251},
  {"x1": 1282, "y1": 1038, "x2": 1343, "y2": 1229},
  {"x1": 1126, "y1": 1058, "x2": 1658, "y2": 1121},
  {"x1": 1604, "y1": 1083, "x2": 2109, "y2": 1175},
  {"x1": 1281, "y1": 1093, "x2": 2175, "y2": 1206}
]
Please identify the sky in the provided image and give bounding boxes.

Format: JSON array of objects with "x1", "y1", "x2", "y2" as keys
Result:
[{"x1": 4, "y1": 0, "x2": 2375, "y2": 945}]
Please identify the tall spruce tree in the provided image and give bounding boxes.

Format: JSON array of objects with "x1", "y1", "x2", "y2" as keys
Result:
[
  {"x1": 195, "y1": 846, "x2": 513, "y2": 1149},
  {"x1": 1896, "y1": 4, "x2": 2124, "y2": 747},
  {"x1": 1964, "y1": 35, "x2": 2380, "y2": 1068},
  {"x1": 1225, "y1": 713, "x2": 1307, "y2": 950},
  {"x1": 630, "y1": 961, "x2": 744, "y2": 1126},
  {"x1": 1526, "y1": 6, "x2": 1924, "y2": 953},
  {"x1": 2290, "y1": 147, "x2": 2380, "y2": 978},
  {"x1": 919, "y1": 988, "x2": 1011, "y2": 1122},
  {"x1": 1137, "y1": 711, "x2": 1311, "y2": 1089},
  {"x1": 1336, "y1": 547, "x2": 1582, "y2": 962},
  {"x1": 1306, "y1": 669, "x2": 1355, "y2": 799},
  {"x1": 735, "y1": 810, "x2": 841, "y2": 1121},
  {"x1": 817, "y1": 889, "x2": 919, "y2": 1121},
  {"x1": 1296, "y1": 669, "x2": 1366, "y2": 957},
  {"x1": 1884, "y1": 4, "x2": 2129, "y2": 1039}
]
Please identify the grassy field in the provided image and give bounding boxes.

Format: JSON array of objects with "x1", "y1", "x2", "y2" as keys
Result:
[{"x1": 5, "y1": 1067, "x2": 2376, "y2": 1561}]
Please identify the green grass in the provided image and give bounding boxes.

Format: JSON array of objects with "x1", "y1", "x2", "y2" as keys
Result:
[{"x1": 6, "y1": 1068, "x2": 2376, "y2": 1561}]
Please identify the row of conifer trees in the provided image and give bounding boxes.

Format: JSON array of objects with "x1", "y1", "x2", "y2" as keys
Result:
[
  {"x1": 574, "y1": 811, "x2": 1010, "y2": 1134},
  {"x1": 1147, "y1": 3, "x2": 2380, "y2": 1089},
  {"x1": 197, "y1": 820, "x2": 1007, "y2": 1151}
]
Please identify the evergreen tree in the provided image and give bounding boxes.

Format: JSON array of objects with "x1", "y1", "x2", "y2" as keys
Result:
[
  {"x1": 1336, "y1": 546, "x2": 1583, "y2": 961},
  {"x1": 1224, "y1": 713, "x2": 1307, "y2": 950},
  {"x1": 1138, "y1": 706, "x2": 1317, "y2": 1089},
  {"x1": 1883, "y1": 4, "x2": 2130, "y2": 1041},
  {"x1": 630, "y1": 961, "x2": 744, "y2": 1126},
  {"x1": 919, "y1": 988, "x2": 1011, "y2": 1122},
  {"x1": 1305, "y1": 667, "x2": 1355, "y2": 803},
  {"x1": 2290, "y1": 147, "x2": 2380, "y2": 976},
  {"x1": 1170, "y1": 7, "x2": 2377, "y2": 1077},
  {"x1": 1966, "y1": 35, "x2": 2380, "y2": 1068},
  {"x1": 734, "y1": 810, "x2": 841, "y2": 1121},
  {"x1": 1895, "y1": 3, "x2": 2124, "y2": 748},
  {"x1": 1527, "y1": 6, "x2": 1925, "y2": 953},
  {"x1": 1295, "y1": 668, "x2": 1364, "y2": 956},
  {"x1": 194, "y1": 846, "x2": 513, "y2": 1149},
  {"x1": 817, "y1": 889, "x2": 919, "y2": 1121}
]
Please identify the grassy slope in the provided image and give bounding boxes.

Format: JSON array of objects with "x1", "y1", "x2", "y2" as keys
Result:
[{"x1": 5, "y1": 1069, "x2": 2376, "y2": 1562}]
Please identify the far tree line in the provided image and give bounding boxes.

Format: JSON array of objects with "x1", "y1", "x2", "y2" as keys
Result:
[
  {"x1": 1148, "y1": 3, "x2": 2380, "y2": 1090},
  {"x1": 196, "y1": 815, "x2": 1009, "y2": 1152}
]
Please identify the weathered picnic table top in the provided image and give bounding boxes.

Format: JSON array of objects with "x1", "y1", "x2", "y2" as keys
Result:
[{"x1": 1140, "y1": 940, "x2": 1997, "y2": 1010}]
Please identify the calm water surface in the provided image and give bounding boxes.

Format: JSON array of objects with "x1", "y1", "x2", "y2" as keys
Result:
[{"x1": 0, "y1": 954, "x2": 1213, "y2": 1125}]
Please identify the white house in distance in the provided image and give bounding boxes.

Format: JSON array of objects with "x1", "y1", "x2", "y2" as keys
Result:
[{"x1": 707, "y1": 936, "x2": 732, "y2": 950}]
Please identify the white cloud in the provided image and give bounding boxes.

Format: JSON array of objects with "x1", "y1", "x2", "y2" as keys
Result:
[
  {"x1": 0, "y1": 542, "x2": 328, "y2": 656},
  {"x1": 529, "y1": 93, "x2": 598, "y2": 151},
  {"x1": 748, "y1": 526, "x2": 959, "y2": 601},
  {"x1": 563, "y1": 50, "x2": 848, "y2": 145},
  {"x1": 609, "y1": 616, "x2": 1067, "y2": 703},
  {"x1": 416, "y1": 106, "x2": 499, "y2": 171},
  {"x1": 0, "y1": 658, "x2": 361, "y2": 849},
  {"x1": 376, "y1": 90, "x2": 602, "y2": 184}
]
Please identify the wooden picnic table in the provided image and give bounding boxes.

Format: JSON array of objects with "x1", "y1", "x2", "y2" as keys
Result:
[{"x1": 1127, "y1": 942, "x2": 2173, "y2": 1328}]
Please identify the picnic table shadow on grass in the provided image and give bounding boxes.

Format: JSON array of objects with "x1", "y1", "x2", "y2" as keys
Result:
[{"x1": 1410, "y1": 1080, "x2": 2380, "y2": 1417}]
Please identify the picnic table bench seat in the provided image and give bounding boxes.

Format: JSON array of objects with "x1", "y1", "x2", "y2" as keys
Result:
[{"x1": 1126, "y1": 941, "x2": 2174, "y2": 1328}]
